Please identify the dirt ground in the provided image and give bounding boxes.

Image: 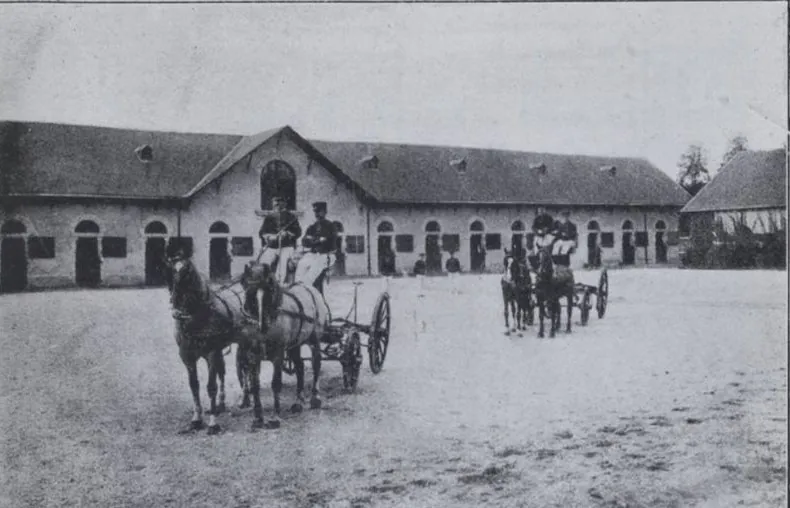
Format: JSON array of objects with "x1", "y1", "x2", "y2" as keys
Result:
[{"x1": 0, "y1": 268, "x2": 786, "y2": 508}]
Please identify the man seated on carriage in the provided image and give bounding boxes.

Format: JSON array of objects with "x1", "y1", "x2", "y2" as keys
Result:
[
  {"x1": 551, "y1": 209, "x2": 578, "y2": 268},
  {"x1": 295, "y1": 201, "x2": 337, "y2": 295},
  {"x1": 528, "y1": 206, "x2": 557, "y2": 271},
  {"x1": 258, "y1": 195, "x2": 302, "y2": 285}
]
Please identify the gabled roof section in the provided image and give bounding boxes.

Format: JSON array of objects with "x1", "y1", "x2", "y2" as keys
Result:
[
  {"x1": 0, "y1": 121, "x2": 241, "y2": 199},
  {"x1": 308, "y1": 140, "x2": 691, "y2": 207},
  {"x1": 186, "y1": 126, "x2": 378, "y2": 204},
  {"x1": 681, "y1": 149, "x2": 787, "y2": 213}
]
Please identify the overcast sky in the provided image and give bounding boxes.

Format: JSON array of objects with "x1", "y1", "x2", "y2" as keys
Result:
[{"x1": 0, "y1": 2, "x2": 786, "y2": 178}]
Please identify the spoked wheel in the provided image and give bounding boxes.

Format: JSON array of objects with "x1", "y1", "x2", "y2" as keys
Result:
[
  {"x1": 342, "y1": 332, "x2": 362, "y2": 391},
  {"x1": 368, "y1": 292, "x2": 391, "y2": 374},
  {"x1": 580, "y1": 289, "x2": 591, "y2": 326},
  {"x1": 596, "y1": 269, "x2": 609, "y2": 319}
]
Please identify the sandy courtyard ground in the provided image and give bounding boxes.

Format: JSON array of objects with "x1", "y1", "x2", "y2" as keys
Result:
[{"x1": 0, "y1": 268, "x2": 786, "y2": 507}]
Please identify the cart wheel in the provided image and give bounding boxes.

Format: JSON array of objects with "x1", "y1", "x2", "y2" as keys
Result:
[
  {"x1": 368, "y1": 292, "x2": 391, "y2": 374},
  {"x1": 580, "y1": 289, "x2": 591, "y2": 326},
  {"x1": 342, "y1": 332, "x2": 362, "y2": 391},
  {"x1": 596, "y1": 269, "x2": 609, "y2": 319}
]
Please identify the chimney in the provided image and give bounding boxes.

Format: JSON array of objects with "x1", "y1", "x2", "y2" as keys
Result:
[
  {"x1": 135, "y1": 144, "x2": 154, "y2": 163},
  {"x1": 600, "y1": 165, "x2": 616, "y2": 176}
]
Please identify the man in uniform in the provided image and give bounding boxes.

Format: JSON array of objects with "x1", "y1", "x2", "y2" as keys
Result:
[
  {"x1": 258, "y1": 195, "x2": 302, "y2": 284},
  {"x1": 529, "y1": 206, "x2": 557, "y2": 269},
  {"x1": 445, "y1": 250, "x2": 461, "y2": 294},
  {"x1": 412, "y1": 253, "x2": 427, "y2": 276},
  {"x1": 295, "y1": 201, "x2": 337, "y2": 294},
  {"x1": 552, "y1": 209, "x2": 578, "y2": 267}
]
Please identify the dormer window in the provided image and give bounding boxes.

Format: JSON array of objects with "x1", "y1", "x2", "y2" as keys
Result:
[
  {"x1": 359, "y1": 155, "x2": 379, "y2": 170},
  {"x1": 450, "y1": 158, "x2": 467, "y2": 173},
  {"x1": 600, "y1": 165, "x2": 617, "y2": 176},
  {"x1": 529, "y1": 162, "x2": 547, "y2": 174},
  {"x1": 135, "y1": 145, "x2": 153, "y2": 163}
]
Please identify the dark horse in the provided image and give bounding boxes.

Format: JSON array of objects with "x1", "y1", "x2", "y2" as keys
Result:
[
  {"x1": 501, "y1": 254, "x2": 533, "y2": 334},
  {"x1": 168, "y1": 254, "x2": 244, "y2": 434},
  {"x1": 533, "y1": 247, "x2": 575, "y2": 338},
  {"x1": 238, "y1": 261, "x2": 330, "y2": 429}
]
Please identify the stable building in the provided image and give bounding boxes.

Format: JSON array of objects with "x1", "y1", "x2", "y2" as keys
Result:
[{"x1": 1, "y1": 121, "x2": 690, "y2": 292}]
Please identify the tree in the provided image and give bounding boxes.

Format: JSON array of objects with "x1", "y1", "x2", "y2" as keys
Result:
[
  {"x1": 720, "y1": 135, "x2": 749, "y2": 169},
  {"x1": 677, "y1": 144, "x2": 710, "y2": 196}
]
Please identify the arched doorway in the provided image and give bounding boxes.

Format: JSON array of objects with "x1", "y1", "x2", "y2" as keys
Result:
[
  {"x1": 377, "y1": 221, "x2": 395, "y2": 275},
  {"x1": 209, "y1": 221, "x2": 231, "y2": 281},
  {"x1": 144, "y1": 221, "x2": 169, "y2": 286},
  {"x1": 511, "y1": 220, "x2": 525, "y2": 260},
  {"x1": 1, "y1": 220, "x2": 28, "y2": 292},
  {"x1": 622, "y1": 220, "x2": 635, "y2": 265},
  {"x1": 655, "y1": 220, "x2": 668, "y2": 263},
  {"x1": 470, "y1": 220, "x2": 486, "y2": 272},
  {"x1": 425, "y1": 221, "x2": 442, "y2": 274},
  {"x1": 332, "y1": 221, "x2": 346, "y2": 276},
  {"x1": 587, "y1": 220, "x2": 601, "y2": 267},
  {"x1": 75, "y1": 220, "x2": 101, "y2": 287}
]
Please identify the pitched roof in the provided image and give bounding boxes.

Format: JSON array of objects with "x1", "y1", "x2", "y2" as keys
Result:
[
  {"x1": 308, "y1": 140, "x2": 691, "y2": 207},
  {"x1": 681, "y1": 149, "x2": 787, "y2": 213},
  {"x1": 0, "y1": 121, "x2": 241, "y2": 199}
]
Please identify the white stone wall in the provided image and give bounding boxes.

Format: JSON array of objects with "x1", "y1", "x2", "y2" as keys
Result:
[{"x1": 0, "y1": 202, "x2": 178, "y2": 288}]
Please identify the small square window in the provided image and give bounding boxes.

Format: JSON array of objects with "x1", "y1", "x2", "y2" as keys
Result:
[
  {"x1": 442, "y1": 234, "x2": 460, "y2": 253},
  {"x1": 346, "y1": 235, "x2": 365, "y2": 254},
  {"x1": 231, "y1": 237, "x2": 254, "y2": 256},
  {"x1": 635, "y1": 231, "x2": 649, "y2": 247},
  {"x1": 600, "y1": 232, "x2": 615, "y2": 248},
  {"x1": 28, "y1": 236, "x2": 55, "y2": 259},
  {"x1": 485, "y1": 233, "x2": 502, "y2": 250},
  {"x1": 102, "y1": 237, "x2": 127, "y2": 258},
  {"x1": 395, "y1": 234, "x2": 414, "y2": 253}
]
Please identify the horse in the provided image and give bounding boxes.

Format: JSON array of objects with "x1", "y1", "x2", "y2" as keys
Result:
[
  {"x1": 239, "y1": 261, "x2": 330, "y2": 429},
  {"x1": 533, "y1": 247, "x2": 575, "y2": 338},
  {"x1": 168, "y1": 254, "x2": 246, "y2": 435},
  {"x1": 501, "y1": 255, "x2": 532, "y2": 334}
]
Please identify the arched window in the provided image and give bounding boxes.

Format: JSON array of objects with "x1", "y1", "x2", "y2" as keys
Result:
[
  {"x1": 144, "y1": 221, "x2": 168, "y2": 235},
  {"x1": 470, "y1": 220, "x2": 484, "y2": 232},
  {"x1": 587, "y1": 220, "x2": 600, "y2": 231},
  {"x1": 511, "y1": 220, "x2": 525, "y2": 232},
  {"x1": 75, "y1": 220, "x2": 99, "y2": 234},
  {"x1": 425, "y1": 221, "x2": 441, "y2": 233},
  {"x1": 1, "y1": 220, "x2": 26, "y2": 234},
  {"x1": 260, "y1": 160, "x2": 296, "y2": 211},
  {"x1": 655, "y1": 220, "x2": 667, "y2": 230},
  {"x1": 622, "y1": 220, "x2": 634, "y2": 230},
  {"x1": 332, "y1": 221, "x2": 344, "y2": 234},
  {"x1": 377, "y1": 221, "x2": 394, "y2": 233},
  {"x1": 209, "y1": 221, "x2": 230, "y2": 234}
]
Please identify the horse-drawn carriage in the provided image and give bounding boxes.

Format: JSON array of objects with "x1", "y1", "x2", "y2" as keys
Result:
[
  {"x1": 168, "y1": 249, "x2": 391, "y2": 432},
  {"x1": 502, "y1": 248, "x2": 609, "y2": 337}
]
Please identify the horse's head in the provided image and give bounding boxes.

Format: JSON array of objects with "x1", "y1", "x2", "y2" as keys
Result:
[
  {"x1": 536, "y1": 246, "x2": 554, "y2": 282},
  {"x1": 242, "y1": 262, "x2": 282, "y2": 330},
  {"x1": 168, "y1": 256, "x2": 205, "y2": 319}
]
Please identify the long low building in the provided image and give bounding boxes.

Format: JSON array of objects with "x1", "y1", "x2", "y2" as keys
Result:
[{"x1": 0, "y1": 121, "x2": 690, "y2": 292}]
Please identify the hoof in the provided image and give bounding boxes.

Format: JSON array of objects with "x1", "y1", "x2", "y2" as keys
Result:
[
  {"x1": 239, "y1": 399, "x2": 251, "y2": 409},
  {"x1": 290, "y1": 403, "x2": 303, "y2": 414},
  {"x1": 207, "y1": 424, "x2": 221, "y2": 435},
  {"x1": 250, "y1": 418, "x2": 264, "y2": 431},
  {"x1": 504, "y1": 330, "x2": 511, "y2": 336},
  {"x1": 190, "y1": 420, "x2": 204, "y2": 430},
  {"x1": 217, "y1": 402, "x2": 227, "y2": 414},
  {"x1": 310, "y1": 397, "x2": 322, "y2": 410},
  {"x1": 264, "y1": 419, "x2": 281, "y2": 430}
]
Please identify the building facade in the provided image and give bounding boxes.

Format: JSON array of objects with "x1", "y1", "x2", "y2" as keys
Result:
[{"x1": 1, "y1": 121, "x2": 690, "y2": 292}]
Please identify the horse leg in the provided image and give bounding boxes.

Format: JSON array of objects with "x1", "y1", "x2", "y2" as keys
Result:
[
  {"x1": 309, "y1": 337, "x2": 323, "y2": 410},
  {"x1": 566, "y1": 290, "x2": 573, "y2": 333},
  {"x1": 537, "y1": 296, "x2": 545, "y2": 338},
  {"x1": 247, "y1": 347, "x2": 264, "y2": 430},
  {"x1": 290, "y1": 345, "x2": 306, "y2": 413},
  {"x1": 502, "y1": 289, "x2": 511, "y2": 334},
  {"x1": 206, "y1": 351, "x2": 221, "y2": 435},
  {"x1": 183, "y1": 358, "x2": 204, "y2": 430},
  {"x1": 216, "y1": 349, "x2": 227, "y2": 414},
  {"x1": 237, "y1": 343, "x2": 250, "y2": 409},
  {"x1": 549, "y1": 295, "x2": 558, "y2": 338}
]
